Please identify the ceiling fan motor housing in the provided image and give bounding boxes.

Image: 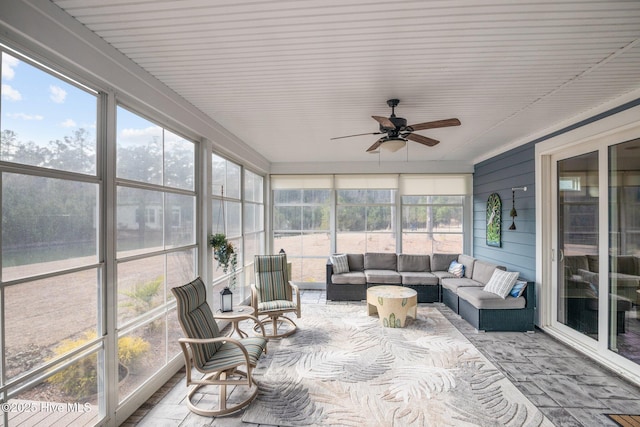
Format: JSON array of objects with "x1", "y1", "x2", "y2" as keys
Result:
[{"x1": 380, "y1": 116, "x2": 407, "y2": 134}]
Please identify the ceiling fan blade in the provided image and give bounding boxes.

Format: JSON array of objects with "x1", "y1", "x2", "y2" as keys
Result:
[
  {"x1": 372, "y1": 115, "x2": 395, "y2": 129},
  {"x1": 406, "y1": 133, "x2": 440, "y2": 147},
  {"x1": 408, "y1": 118, "x2": 461, "y2": 131},
  {"x1": 366, "y1": 138, "x2": 385, "y2": 152},
  {"x1": 330, "y1": 132, "x2": 382, "y2": 140}
]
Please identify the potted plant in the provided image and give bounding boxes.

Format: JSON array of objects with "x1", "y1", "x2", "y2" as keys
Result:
[{"x1": 208, "y1": 233, "x2": 238, "y2": 288}]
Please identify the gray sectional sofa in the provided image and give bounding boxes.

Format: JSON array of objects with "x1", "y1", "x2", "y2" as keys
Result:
[{"x1": 326, "y1": 252, "x2": 535, "y2": 332}]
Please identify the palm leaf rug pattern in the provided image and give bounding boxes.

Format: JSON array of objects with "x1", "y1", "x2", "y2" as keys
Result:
[{"x1": 242, "y1": 304, "x2": 552, "y2": 427}]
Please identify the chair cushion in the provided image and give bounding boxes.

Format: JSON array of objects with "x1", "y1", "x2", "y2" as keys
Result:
[
  {"x1": 204, "y1": 337, "x2": 267, "y2": 370},
  {"x1": 331, "y1": 254, "x2": 350, "y2": 274},
  {"x1": 332, "y1": 272, "x2": 366, "y2": 285},
  {"x1": 171, "y1": 277, "x2": 222, "y2": 367},
  {"x1": 458, "y1": 287, "x2": 526, "y2": 309},
  {"x1": 364, "y1": 253, "x2": 397, "y2": 270},
  {"x1": 400, "y1": 271, "x2": 439, "y2": 286},
  {"x1": 258, "y1": 300, "x2": 298, "y2": 312},
  {"x1": 483, "y1": 269, "x2": 520, "y2": 299},
  {"x1": 398, "y1": 254, "x2": 430, "y2": 272},
  {"x1": 365, "y1": 269, "x2": 401, "y2": 284},
  {"x1": 255, "y1": 254, "x2": 291, "y2": 302}
]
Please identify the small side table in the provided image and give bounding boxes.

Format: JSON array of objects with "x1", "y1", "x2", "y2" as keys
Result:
[{"x1": 214, "y1": 305, "x2": 255, "y2": 338}]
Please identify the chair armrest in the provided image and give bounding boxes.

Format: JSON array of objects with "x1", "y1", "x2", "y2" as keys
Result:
[{"x1": 289, "y1": 281, "x2": 301, "y2": 318}]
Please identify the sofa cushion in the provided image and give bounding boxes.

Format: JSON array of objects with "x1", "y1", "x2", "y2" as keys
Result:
[
  {"x1": 483, "y1": 269, "x2": 520, "y2": 298},
  {"x1": 331, "y1": 272, "x2": 366, "y2": 285},
  {"x1": 347, "y1": 253, "x2": 365, "y2": 271},
  {"x1": 587, "y1": 255, "x2": 599, "y2": 273},
  {"x1": 441, "y1": 277, "x2": 483, "y2": 292},
  {"x1": 432, "y1": 253, "x2": 459, "y2": 271},
  {"x1": 398, "y1": 254, "x2": 430, "y2": 272},
  {"x1": 458, "y1": 287, "x2": 526, "y2": 309},
  {"x1": 433, "y1": 271, "x2": 456, "y2": 280},
  {"x1": 365, "y1": 269, "x2": 401, "y2": 284},
  {"x1": 616, "y1": 256, "x2": 639, "y2": 276},
  {"x1": 364, "y1": 252, "x2": 397, "y2": 271},
  {"x1": 448, "y1": 261, "x2": 465, "y2": 278},
  {"x1": 564, "y1": 255, "x2": 589, "y2": 276},
  {"x1": 471, "y1": 260, "x2": 505, "y2": 285},
  {"x1": 330, "y1": 254, "x2": 350, "y2": 274},
  {"x1": 458, "y1": 254, "x2": 476, "y2": 279},
  {"x1": 400, "y1": 272, "x2": 439, "y2": 286}
]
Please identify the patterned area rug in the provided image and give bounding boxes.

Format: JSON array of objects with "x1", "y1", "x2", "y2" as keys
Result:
[{"x1": 242, "y1": 303, "x2": 553, "y2": 427}]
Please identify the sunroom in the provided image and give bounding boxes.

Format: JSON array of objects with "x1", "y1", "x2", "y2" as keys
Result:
[{"x1": 1, "y1": 1, "x2": 640, "y2": 426}]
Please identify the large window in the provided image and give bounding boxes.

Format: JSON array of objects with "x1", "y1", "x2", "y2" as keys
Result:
[
  {"x1": 273, "y1": 189, "x2": 331, "y2": 282},
  {"x1": 115, "y1": 106, "x2": 196, "y2": 403},
  {"x1": 1, "y1": 50, "x2": 101, "y2": 422},
  {"x1": 337, "y1": 189, "x2": 396, "y2": 253},
  {"x1": 243, "y1": 170, "x2": 265, "y2": 286},
  {"x1": 271, "y1": 174, "x2": 471, "y2": 282},
  {"x1": 211, "y1": 154, "x2": 242, "y2": 290},
  {"x1": 401, "y1": 196, "x2": 464, "y2": 255}
]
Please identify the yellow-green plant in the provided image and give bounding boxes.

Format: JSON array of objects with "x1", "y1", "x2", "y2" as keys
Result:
[
  {"x1": 118, "y1": 335, "x2": 150, "y2": 366},
  {"x1": 122, "y1": 276, "x2": 163, "y2": 315},
  {"x1": 47, "y1": 331, "x2": 150, "y2": 399}
]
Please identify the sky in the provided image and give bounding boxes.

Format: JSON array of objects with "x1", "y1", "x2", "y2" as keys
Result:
[{"x1": 1, "y1": 51, "x2": 188, "y2": 150}]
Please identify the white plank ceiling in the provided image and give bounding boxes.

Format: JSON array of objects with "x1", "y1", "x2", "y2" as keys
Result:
[{"x1": 52, "y1": 0, "x2": 640, "y2": 165}]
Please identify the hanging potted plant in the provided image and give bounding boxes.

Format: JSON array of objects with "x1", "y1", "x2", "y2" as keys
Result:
[{"x1": 208, "y1": 233, "x2": 238, "y2": 288}]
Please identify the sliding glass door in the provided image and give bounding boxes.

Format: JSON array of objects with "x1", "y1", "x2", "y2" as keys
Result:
[
  {"x1": 556, "y1": 151, "x2": 600, "y2": 340},
  {"x1": 608, "y1": 139, "x2": 640, "y2": 362},
  {"x1": 553, "y1": 138, "x2": 640, "y2": 367}
]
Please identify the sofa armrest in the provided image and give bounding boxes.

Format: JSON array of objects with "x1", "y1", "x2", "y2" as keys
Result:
[
  {"x1": 524, "y1": 281, "x2": 536, "y2": 309},
  {"x1": 326, "y1": 261, "x2": 334, "y2": 285}
]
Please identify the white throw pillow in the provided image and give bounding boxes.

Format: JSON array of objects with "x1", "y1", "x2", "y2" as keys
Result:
[
  {"x1": 331, "y1": 254, "x2": 350, "y2": 274},
  {"x1": 483, "y1": 269, "x2": 520, "y2": 299}
]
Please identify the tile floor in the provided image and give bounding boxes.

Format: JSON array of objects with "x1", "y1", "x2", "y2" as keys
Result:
[{"x1": 124, "y1": 290, "x2": 640, "y2": 426}]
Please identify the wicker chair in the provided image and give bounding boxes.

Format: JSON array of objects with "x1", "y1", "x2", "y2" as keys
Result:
[
  {"x1": 171, "y1": 277, "x2": 267, "y2": 416},
  {"x1": 251, "y1": 254, "x2": 301, "y2": 338}
]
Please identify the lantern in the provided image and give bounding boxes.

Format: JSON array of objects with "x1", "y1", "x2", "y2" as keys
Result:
[{"x1": 220, "y1": 286, "x2": 233, "y2": 312}]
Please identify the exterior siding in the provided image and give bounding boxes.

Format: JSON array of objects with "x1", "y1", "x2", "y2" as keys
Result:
[{"x1": 473, "y1": 142, "x2": 536, "y2": 281}]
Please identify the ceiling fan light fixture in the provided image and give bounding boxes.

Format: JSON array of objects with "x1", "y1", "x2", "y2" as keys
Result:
[{"x1": 382, "y1": 137, "x2": 406, "y2": 152}]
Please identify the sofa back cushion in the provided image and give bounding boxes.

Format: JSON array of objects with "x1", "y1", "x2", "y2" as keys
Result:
[
  {"x1": 564, "y1": 255, "x2": 589, "y2": 276},
  {"x1": 398, "y1": 254, "x2": 430, "y2": 272},
  {"x1": 431, "y1": 253, "x2": 459, "y2": 272},
  {"x1": 616, "y1": 256, "x2": 638, "y2": 275},
  {"x1": 587, "y1": 255, "x2": 599, "y2": 273},
  {"x1": 457, "y1": 254, "x2": 476, "y2": 279},
  {"x1": 364, "y1": 252, "x2": 397, "y2": 271},
  {"x1": 346, "y1": 254, "x2": 365, "y2": 272},
  {"x1": 472, "y1": 260, "x2": 506, "y2": 285}
]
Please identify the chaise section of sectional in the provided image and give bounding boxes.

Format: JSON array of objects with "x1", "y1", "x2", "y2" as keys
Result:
[
  {"x1": 441, "y1": 259, "x2": 504, "y2": 314},
  {"x1": 397, "y1": 254, "x2": 439, "y2": 303},
  {"x1": 457, "y1": 281, "x2": 535, "y2": 332}
]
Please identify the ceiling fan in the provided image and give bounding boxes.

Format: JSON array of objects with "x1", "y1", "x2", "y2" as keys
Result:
[{"x1": 331, "y1": 99, "x2": 461, "y2": 153}]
